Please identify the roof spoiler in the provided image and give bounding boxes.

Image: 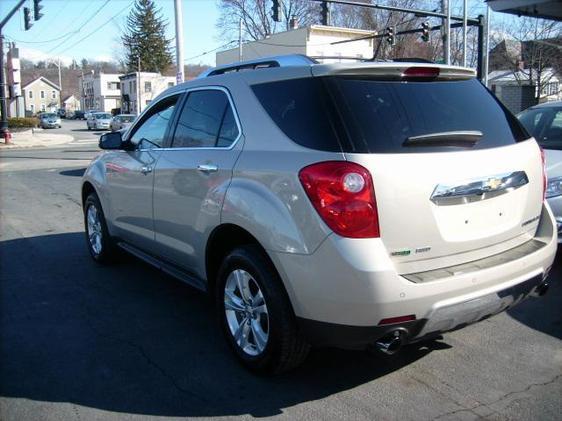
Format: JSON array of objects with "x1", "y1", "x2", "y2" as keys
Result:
[{"x1": 311, "y1": 63, "x2": 476, "y2": 80}]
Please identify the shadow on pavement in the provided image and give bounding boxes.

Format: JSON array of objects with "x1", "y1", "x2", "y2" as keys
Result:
[
  {"x1": 0, "y1": 232, "x2": 444, "y2": 417},
  {"x1": 508, "y1": 248, "x2": 562, "y2": 339},
  {"x1": 60, "y1": 168, "x2": 86, "y2": 177}
]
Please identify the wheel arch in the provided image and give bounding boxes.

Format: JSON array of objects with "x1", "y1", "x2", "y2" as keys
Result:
[{"x1": 205, "y1": 224, "x2": 291, "y2": 303}]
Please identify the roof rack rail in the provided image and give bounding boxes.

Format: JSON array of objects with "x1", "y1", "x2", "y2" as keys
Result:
[{"x1": 198, "y1": 54, "x2": 317, "y2": 78}]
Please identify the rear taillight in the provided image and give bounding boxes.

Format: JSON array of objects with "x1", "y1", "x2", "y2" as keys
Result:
[
  {"x1": 541, "y1": 148, "x2": 547, "y2": 201},
  {"x1": 299, "y1": 161, "x2": 380, "y2": 238}
]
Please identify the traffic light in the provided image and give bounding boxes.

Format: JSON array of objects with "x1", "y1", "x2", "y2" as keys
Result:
[
  {"x1": 321, "y1": 1, "x2": 330, "y2": 26},
  {"x1": 421, "y1": 21, "x2": 430, "y2": 42},
  {"x1": 385, "y1": 26, "x2": 395, "y2": 46},
  {"x1": 271, "y1": 0, "x2": 281, "y2": 22},
  {"x1": 24, "y1": 7, "x2": 33, "y2": 31},
  {"x1": 34, "y1": 0, "x2": 44, "y2": 21}
]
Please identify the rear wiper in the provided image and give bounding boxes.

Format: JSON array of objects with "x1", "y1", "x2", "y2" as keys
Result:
[{"x1": 403, "y1": 130, "x2": 483, "y2": 147}]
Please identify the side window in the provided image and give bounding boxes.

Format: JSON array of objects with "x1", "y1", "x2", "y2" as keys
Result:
[
  {"x1": 129, "y1": 95, "x2": 179, "y2": 149},
  {"x1": 172, "y1": 89, "x2": 239, "y2": 148},
  {"x1": 217, "y1": 106, "x2": 239, "y2": 147}
]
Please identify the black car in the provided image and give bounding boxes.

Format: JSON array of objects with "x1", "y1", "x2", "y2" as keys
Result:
[{"x1": 73, "y1": 110, "x2": 85, "y2": 120}]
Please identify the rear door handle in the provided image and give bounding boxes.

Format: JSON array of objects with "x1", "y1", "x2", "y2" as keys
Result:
[
  {"x1": 197, "y1": 164, "x2": 218, "y2": 173},
  {"x1": 141, "y1": 166, "x2": 153, "y2": 175}
]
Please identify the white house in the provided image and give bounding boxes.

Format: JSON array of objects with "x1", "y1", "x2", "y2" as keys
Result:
[
  {"x1": 78, "y1": 71, "x2": 122, "y2": 112},
  {"x1": 21, "y1": 76, "x2": 60, "y2": 115},
  {"x1": 62, "y1": 95, "x2": 81, "y2": 114},
  {"x1": 119, "y1": 72, "x2": 175, "y2": 114},
  {"x1": 216, "y1": 25, "x2": 376, "y2": 66},
  {"x1": 488, "y1": 68, "x2": 561, "y2": 103}
]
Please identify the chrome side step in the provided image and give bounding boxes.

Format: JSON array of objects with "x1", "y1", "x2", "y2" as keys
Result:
[{"x1": 117, "y1": 242, "x2": 207, "y2": 292}]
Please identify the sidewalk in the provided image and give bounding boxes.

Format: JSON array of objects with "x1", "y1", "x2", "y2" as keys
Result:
[{"x1": 0, "y1": 129, "x2": 74, "y2": 149}]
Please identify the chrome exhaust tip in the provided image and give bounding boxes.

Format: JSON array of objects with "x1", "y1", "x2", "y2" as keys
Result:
[{"x1": 375, "y1": 330, "x2": 405, "y2": 355}]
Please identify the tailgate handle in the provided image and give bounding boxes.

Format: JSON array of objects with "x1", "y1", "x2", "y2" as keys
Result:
[{"x1": 430, "y1": 171, "x2": 529, "y2": 206}]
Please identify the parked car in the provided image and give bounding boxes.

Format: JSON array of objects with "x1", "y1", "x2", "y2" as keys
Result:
[
  {"x1": 39, "y1": 112, "x2": 61, "y2": 129},
  {"x1": 73, "y1": 110, "x2": 85, "y2": 120},
  {"x1": 82, "y1": 56, "x2": 557, "y2": 374},
  {"x1": 517, "y1": 101, "x2": 562, "y2": 241},
  {"x1": 84, "y1": 110, "x2": 100, "y2": 121},
  {"x1": 110, "y1": 114, "x2": 136, "y2": 132},
  {"x1": 57, "y1": 108, "x2": 66, "y2": 118},
  {"x1": 87, "y1": 112, "x2": 112, "y2": 131}
]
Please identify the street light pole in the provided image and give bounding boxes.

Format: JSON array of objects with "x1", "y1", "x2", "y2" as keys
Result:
[{"x1": 174, "y1": 0, "x2": 185, "y2": 84}]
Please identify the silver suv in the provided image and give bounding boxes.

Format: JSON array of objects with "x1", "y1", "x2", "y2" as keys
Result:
[{"x1": 82, "y1": 55, "x2": 557, "y2": 374}]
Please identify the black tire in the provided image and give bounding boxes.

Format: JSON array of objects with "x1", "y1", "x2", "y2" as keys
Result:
[
  {"x1": 83, "y1": 193, "x2": 119, "y2": 264},
  {"x1": 216, "y1": 245, "x2": 310, "y2": 374}
]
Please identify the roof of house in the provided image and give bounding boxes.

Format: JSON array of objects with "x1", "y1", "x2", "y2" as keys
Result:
[
  {"x1": 62, "y1": 94, "x2": 76, "y2": 102},
  {"x1": 488, "y1": 67, "x2": 559, "y2": 84},
  {"x1": 22, "y1": 76, "x2": 60, "y2": 91}
]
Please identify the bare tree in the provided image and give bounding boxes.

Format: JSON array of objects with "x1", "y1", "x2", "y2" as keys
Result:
[
  {"x1": 217, "y1": 0, "x2": 319, "y2": 42},
  {"x1": 490, "y1": 17, "x2": 562, "y2": 99}
]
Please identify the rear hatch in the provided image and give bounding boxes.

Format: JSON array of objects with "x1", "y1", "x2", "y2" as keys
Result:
[
  {"x1": 251, "y1": 63, "x2": 544, "y2": 273},
  {"x1": 318, "y1": 64, "x2": 544, "y2": 273}
]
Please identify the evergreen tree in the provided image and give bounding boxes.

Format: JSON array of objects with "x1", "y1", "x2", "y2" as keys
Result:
[{"x1": 122, "y1": 0, "x2": 173, "y2": 73}]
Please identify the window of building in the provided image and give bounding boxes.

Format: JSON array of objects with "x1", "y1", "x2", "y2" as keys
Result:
[
  {"x1": 52, "y1": 90, "x2": 56, "y2": 99},
  {"x1": 168, "y1": 82, "x2": 174, "y2": 88},
  {"x1": 40, "y1": 90, "x2": 45, "y2": 99},
  {"x1": 132, "y1": 81, "x2": 136, "y2": 94},
  {"x1": 28, "y1": 91, "x2": 33, "y2": 99},
  {"x1": 30, "y1": 104, "x2": 35, "y2": 112},
  {"x1": 144, "y1": 81, "x2": 152, "y2": 93},
  {"x1": 107, "y1": 82, "x2": 119, "y2": 90},
  {"x1": 541, "y1": 82, "x2": 559, "y2": 97},
  {"x1": 41, "y1": 104, "x2": 46, "y2": 112},
  {"x1": 172, "y1": 89, "x2": 239, "y2": 148}
]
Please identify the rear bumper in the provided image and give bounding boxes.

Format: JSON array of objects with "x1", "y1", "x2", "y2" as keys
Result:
[
  {"x1": 297, "y1": 273, "x2": 547, "y2": 349},
  {"x1": 272, "y1": 203, "x2": 557, "y2": 348},
  {"x1": 546, "y1": 194, "x2": 562, "y2": 243}
]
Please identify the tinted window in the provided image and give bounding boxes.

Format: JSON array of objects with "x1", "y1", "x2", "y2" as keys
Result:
[
  {"x1": 217, "y1": 106, "x2": 239, "y2": 147},
  {"x1": 252, "y1": 77, "x2": 529, "y2": 153},
  {"x1": 518, "y1": 107, "x2": 562, "y2": 151},
  {"x1": 251, "y1": 78, "x2": 342, "y2": 152},
  {"x1": 172, "y1": 90, "x2": 238, "y2": 148},
  {"x1": 130, "y1": 96, "x2": 178, "y2": 149}
]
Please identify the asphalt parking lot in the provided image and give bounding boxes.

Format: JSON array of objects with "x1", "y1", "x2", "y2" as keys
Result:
[{"x1": 0, "y1": 144, "x2": 560, "y2": 421}]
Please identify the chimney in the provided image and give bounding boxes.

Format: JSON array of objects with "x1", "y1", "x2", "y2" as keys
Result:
[{"x1": 289, "y1": 15, "x2": 298, "y2": 30}]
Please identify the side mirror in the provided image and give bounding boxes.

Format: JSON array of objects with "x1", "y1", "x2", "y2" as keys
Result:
[{"x1": 99, "y1": 131, "x2": 124, "y2": 150}]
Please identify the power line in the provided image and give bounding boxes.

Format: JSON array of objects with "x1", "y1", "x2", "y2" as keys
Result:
[
  {"x1": 55, "y1": 1, "x2": 134, "y2": 55},
  {"x1": 184, "y1": 41, "x2": 238, "y2": 62},
  {"x1": 47, "y1": 0, "x2": 113, "y2": 54}
]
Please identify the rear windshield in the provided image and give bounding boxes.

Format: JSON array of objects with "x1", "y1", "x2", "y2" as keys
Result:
[{"x1": 251, "y1": 77, "x2": 529, "y2": 153}]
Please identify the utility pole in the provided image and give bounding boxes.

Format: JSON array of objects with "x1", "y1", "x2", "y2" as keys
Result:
[
  {"x1": 137, "y1": 55, "x2": 141, "y2": 115},
  {"x1": 462, "y1": 0, "x2": 468, "y2": 66},
  {"x1": 174, "y1": 0, "x2": 185, "y2": 84},
  {"x1": 483, "y1": 5, "x2": 490, "y2": 87},
  {"x1": 444, "y1": 0, "x2": 451, "y2": 64},
  {"x1": 238, "y1": 19, "x2": 243, "y2": 61}
]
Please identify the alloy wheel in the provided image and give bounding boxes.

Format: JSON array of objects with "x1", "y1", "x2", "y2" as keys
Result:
[
  {"x1": 86, "y1": 204, "x2": 103, "y2": 255},
  {"x1": 224, "y1": 269, "x2": 269, "y2": 356}
]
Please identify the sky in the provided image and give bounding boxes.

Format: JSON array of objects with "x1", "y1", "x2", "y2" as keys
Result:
[{"x1": 0, "y1": 0, "x2": 222, "y2": 67}]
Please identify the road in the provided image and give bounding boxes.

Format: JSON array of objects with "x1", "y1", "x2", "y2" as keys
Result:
[
  {"x1": 0, "y1": 144, "x2": 561, "y2": 421},
  {"x1": 42, "y1": 117, "x2": 111, "y2": 143}
]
